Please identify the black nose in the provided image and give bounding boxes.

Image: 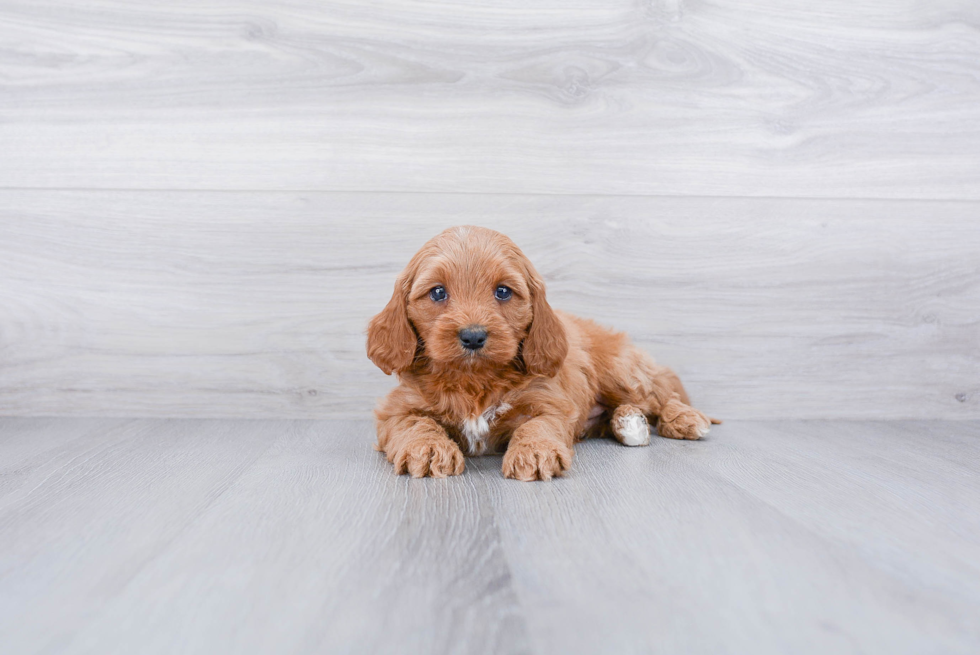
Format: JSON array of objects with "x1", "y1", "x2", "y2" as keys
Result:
[{"x1": 459, "y1": 326, "x2": 488, "y2": 351}]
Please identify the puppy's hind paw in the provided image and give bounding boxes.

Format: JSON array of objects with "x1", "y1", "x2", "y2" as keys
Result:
[
  {"x1": 657, "y1": 399, "x2": 712, "y2": 441},
  {"x1": 612, "y1": 405, "x2": 650, "y2": 447}
]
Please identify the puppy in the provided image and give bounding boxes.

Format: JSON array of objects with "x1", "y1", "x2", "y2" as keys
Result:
[{"x1": 367, "y1": 226, "x2": 717, "y2": 481}]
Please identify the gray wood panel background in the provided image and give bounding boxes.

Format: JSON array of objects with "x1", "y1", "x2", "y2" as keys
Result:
[
  {"x1": 1, "y1": 192, "x2": 977, "y2": 419},
  {"x1": 1, "y1": 0, "x2": 978, "y2": 197},
  {"x1": 1, "y1": 1, "x2": 978, "y2": 419}
]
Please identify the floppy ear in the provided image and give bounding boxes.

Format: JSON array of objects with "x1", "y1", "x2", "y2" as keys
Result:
[
  {"x1": 367, "y1": 271, "x2": 417, "y2": 375},
  {"x1": 522, "y1": 263, "x2": 568, "y2": 378}
]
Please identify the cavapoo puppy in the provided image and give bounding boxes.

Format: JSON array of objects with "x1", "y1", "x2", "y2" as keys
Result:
[{"x1": 367, "y1": 226, "x2": 717, "y2": 481}]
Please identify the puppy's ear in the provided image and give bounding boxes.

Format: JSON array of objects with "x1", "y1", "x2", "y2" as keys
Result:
[
  {"x1": 522, "y1": 263, "x2": 568, "y2": 378},
  {"x1": 367, "y1": 270, "x2": 417, "y2": 375}
]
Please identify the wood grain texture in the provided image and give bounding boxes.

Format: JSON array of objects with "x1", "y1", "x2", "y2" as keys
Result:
[
  {"x1": 0, "y1": 419, "x2": 530, "y2": 655},
  {"x1": 487, "y1": 419, "x2": 980, "y2": 654},
  {"x1": 1, "y1": 418, "x2": 978, "y2": 654},
  {"x1": 0, "y1": 418, "x2": 278, "y2": 650},
  {"x1": 1, "y1": 191, "x2": 977, "y2": 420},
  {"x1": 1, "y1": 1, "x2": 978, "y2": 197}
]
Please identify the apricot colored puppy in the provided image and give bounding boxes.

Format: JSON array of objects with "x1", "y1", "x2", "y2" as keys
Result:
[{"x1": 367, "y1": 226, "x2": 716, "y2": 481}]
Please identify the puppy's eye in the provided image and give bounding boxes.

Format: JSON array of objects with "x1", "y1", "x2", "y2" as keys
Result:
[
  {"x1": 429, "y1": 286, "x2": 448, "y2": 302},
  {"x1": 494, "y1": 285, "x2": 512, "y2": 301}
]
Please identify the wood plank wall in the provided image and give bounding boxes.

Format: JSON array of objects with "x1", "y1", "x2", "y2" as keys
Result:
[{"x1": 1, "y1": 1, "x2": 978, "y2": 419}]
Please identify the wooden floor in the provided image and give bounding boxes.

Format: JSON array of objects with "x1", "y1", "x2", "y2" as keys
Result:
[{"x1": 2, "y1": 418, "x2": 978, "y2": 654}]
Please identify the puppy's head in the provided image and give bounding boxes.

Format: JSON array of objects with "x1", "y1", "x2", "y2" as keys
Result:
[{"x1": 367, "y1": 226, "x2": 567, "y2": 378}]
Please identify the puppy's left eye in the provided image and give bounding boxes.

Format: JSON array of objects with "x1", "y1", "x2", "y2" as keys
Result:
[
  {"x1": 494, "y1": 286, "x2": 512, "y2": 301},
  {"x1": 429, "y1": 286, "x2": 448, "y2": 302}
]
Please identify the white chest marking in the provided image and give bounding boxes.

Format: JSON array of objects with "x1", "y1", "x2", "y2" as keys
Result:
[{"x1": 462, "y1": 402, "x2": 512, "y2": 455}]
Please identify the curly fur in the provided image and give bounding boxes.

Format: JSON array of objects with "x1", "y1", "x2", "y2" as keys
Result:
[{"x1": 367, "y1": 226, "x2": 718, "y2": 481}]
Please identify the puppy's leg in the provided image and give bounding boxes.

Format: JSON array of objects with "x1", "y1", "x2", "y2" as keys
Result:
[
  {"x1": 377, "y1": 414, "x2": 465, "y2": 478},
  {"x1": 502, "y1": 415, "x2": 574, "y2": 481},
  {"x1": 602, "y1": 349, "x2": 716, "y2": 441},
  {"x1": 611, "y1": 404, "x2": 650, "y2": 446}
]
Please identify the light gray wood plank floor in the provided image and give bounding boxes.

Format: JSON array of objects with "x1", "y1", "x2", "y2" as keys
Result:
[{"x1": 1, "y1": 418, "x2": 978, "y2": 654}]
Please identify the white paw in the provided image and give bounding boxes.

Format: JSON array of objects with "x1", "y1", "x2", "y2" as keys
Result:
[{"x1": 615, "y1": 413, "x2": 650, "y2": 447}]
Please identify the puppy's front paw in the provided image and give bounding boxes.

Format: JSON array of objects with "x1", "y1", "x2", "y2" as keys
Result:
[
  {"x1": 389, "y1": 436, "x2": 465, "y2": 478},
  {"x1": 657, "y1": 399, "x2": 712, "y2": 440},
  {"x1": 502, "y1": 438, "x2": 572, "y2": 481}
]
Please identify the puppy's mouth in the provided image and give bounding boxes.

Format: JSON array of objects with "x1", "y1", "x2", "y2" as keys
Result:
[
  {"x1": 457, "y1": 344, "x2": 510, "y2": 367},
  {"x1": 459, "y1": 348, "x2": 488, "y2": 362}
]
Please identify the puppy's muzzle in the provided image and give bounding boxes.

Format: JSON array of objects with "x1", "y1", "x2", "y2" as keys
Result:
[{"x1": 458, "y1": 326, "x2": 488, "y2": 351}]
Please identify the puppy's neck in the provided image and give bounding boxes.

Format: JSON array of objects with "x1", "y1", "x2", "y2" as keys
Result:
[{"x1": 405, "y1": 359, "x2": 524, "y2": 420}]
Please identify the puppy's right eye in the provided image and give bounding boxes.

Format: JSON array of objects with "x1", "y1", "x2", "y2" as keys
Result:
[{"x1": 429, "y1": 286, "x2": 447, "y2": 302}]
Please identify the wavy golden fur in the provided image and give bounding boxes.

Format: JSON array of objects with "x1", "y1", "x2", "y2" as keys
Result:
[{"x1": 367, "y1": 226, "x2": 717, "y2": 481}]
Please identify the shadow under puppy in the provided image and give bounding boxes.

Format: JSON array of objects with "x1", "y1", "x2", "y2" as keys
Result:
[{"x1": 367, "y1": 226, "x2": 718, "y2": 481}]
